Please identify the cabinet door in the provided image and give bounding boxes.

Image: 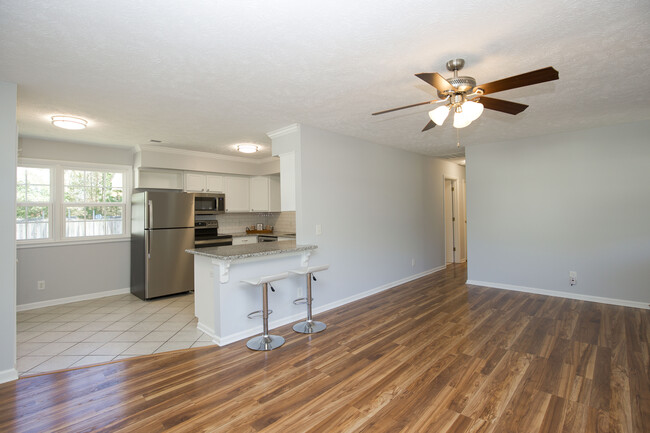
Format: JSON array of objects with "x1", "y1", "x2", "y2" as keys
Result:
[
  {"x1": 205, "y1": 175, "x2": 224, "y2": 192},
  {"x1": 185, "y1": 173, "x2": 206, "y2": 192},
  {"x1": 232, "y1": 236, "x2": 257, "y2": 245},
  {"x1": 249, "y1": 176, "x2": 269, "y2": 212},
  {"x1": 269, "y1": 175, "x2": 281, "y2": 212},
  {"x1": 224, "y1": 176, "x2": 250, "y2": 212}
]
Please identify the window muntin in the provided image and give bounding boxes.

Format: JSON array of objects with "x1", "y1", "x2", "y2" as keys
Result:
[
  {"x1": 63, "y1": 169, "x2": 125, "y2": 238},
  {"x1": 16, "y1": 167, "x2": 51, "y2": 240}
]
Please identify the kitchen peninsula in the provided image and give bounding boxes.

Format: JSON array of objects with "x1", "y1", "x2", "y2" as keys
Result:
[{"x1": 186, "y1": 241, "x2": 317, "y2": 346}]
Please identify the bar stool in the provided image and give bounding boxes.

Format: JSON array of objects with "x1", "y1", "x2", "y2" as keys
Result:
[
  {"x1": 241, "y1": 272, "x2": 289, "y2": 351},
  {"x1": 289, "y1": 264, "x2": 330, "y2": 334}
]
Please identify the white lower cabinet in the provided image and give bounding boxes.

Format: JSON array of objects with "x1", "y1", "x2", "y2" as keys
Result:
[{"x1": 232, "y1": 236, "x2": 257, "y2": 245}]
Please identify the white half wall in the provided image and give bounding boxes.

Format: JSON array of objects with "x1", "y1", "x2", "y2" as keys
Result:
[
  {"x1": 0, "y1": 82, "x2": 18, "y2": 383},
  {"x1": 466, "y1": 121, "x2": 650, "y2": 306},
  {"x1": 285, "y1": 124, "x2": 465, "y2": 310}
]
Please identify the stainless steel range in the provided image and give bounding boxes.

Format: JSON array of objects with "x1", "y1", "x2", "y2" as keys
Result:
[{"x1": 194, "y1": 220, "x2": 233, "y2": 248}]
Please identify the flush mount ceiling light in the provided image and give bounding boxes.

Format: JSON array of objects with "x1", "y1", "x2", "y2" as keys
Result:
[
  {"x1": 236, "y1": 143, "x2": 259, "y2": 154},
  {"x1": 51, "y1": 115, "x2": 87, "y2": 130},
  {"x1": 373, "y1": 58, "x2": 559, "y2": 132}
]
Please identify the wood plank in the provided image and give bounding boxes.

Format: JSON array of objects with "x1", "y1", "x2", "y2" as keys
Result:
[{"x1": 0, "y1": 263, "x2": 647, "y2": 432}]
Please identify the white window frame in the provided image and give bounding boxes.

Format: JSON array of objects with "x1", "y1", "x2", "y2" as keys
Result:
[
  {"x1": 17, "y1": 158, "x2": 132, "y2": 247},
  {"x1": 15, "y1": 163, "x2": 54, "y2": 242}
]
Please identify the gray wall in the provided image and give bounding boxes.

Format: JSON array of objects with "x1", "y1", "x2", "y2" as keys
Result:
[
  {"x1": 466, "y1": 121, "x2": 650, "y2": 304},
  {"x1": 294, "y1": 124, "x2": 465, "y2": 307},
  {"x1": 17, "y1": 138, "x2": 133, "y2": 307},
  {"x1": 0, "y1": 82, "x2": 18, "y2": 381},
  {"x1": 17, "y1": 241, "x2": 131, "y2": 306}
]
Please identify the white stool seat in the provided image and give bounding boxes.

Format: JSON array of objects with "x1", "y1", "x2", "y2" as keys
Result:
[
  {"x1": 288, "y1": 264, "x2": 330, "y2": 276},
  {"x1": 241, "y1": 272, "x2": 289, "y2": 286}
]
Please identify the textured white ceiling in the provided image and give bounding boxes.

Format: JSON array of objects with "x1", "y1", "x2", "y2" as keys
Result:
[{"x1": 1, "y1": 0, "x2": 649, "y2": 158}]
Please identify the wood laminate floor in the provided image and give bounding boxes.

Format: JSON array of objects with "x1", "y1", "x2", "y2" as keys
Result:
[{"x1": 1, "y1": 263, "x2": 648, "y2": 432}]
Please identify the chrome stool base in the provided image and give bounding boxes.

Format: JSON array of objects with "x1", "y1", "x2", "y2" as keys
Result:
[
  {"x1": 246, "y1": 334, "x2": 285, "y2": 351},
  {"x1": 293, "y1": 320, "x2": 326, "y2": 334}
]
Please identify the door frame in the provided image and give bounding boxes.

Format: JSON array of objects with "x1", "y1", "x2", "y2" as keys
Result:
[{"x1": 443, "y1": 175, "x2": 461, "y2": 264}]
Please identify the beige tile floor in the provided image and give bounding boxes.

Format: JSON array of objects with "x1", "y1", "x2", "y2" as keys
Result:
[{"x1": 16, "y1": 292, "x2": 214, "y2": 376}]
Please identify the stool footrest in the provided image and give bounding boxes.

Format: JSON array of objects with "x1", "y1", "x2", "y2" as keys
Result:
[
  {"x1": 247, "y1": 309, "x2": 273, "y2": 319},
  {"x1": 293, "y1": 297, "x2": 313, "y2": 305}
]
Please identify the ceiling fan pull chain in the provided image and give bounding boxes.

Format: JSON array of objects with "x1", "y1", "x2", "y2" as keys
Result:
[{"x1": 456, "y1": 128, "x2": 461, "y2": 148}]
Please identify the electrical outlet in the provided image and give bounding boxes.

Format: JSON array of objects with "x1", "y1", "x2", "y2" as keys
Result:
[
  {"x1": 37, "y1": 280, "x2": 45, "y2": 290},
  {"x1": 569, "y1": 271, "x2": 577, "y2": 286},
  {"x1": 411, "y1": 258, "x2": 416, "y2": 267},
  {"x1": 315, "y1": 224, "x2": 322, "y2": 235}
]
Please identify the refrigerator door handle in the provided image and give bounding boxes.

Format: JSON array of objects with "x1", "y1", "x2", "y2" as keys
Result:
[
  {"x1": 148, "y1": 200, "x2": 153, "y2": 229},
  {"x1": 147, "y1": 231, "x2": 151, "y2": 259}
]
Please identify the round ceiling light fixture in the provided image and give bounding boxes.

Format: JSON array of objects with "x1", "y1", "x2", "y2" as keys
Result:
[
  {"x1": 236, "y1": 143, "x2": 259, "y2": 154},
  {"x1": 51, "y1": 115, "x2": 88, "y2": 130}
]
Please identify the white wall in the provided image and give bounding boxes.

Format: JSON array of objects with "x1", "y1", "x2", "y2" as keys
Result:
[
  {"x1": 0, "y1": 82, "x2": 18, "y2": 382},
  {"x1": 286, "y1": 124, "x2": 465, "y2": 310},
  {"x1": 20, "y1": 137, "x2": 134, "y2": 165},
  {"x1": 466, "y1": 121, "x2": 650, "y2": 306}
]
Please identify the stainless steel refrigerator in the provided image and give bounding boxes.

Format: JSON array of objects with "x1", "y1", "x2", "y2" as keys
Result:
[{"x1": 131, "y1": 191, "x2": 195, "y2": 300}]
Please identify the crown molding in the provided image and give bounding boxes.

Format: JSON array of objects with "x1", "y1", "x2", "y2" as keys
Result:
[
  {"x1": 266, "y1": 123, "x2": 300, "y2": 140},
  {"x1": 137, "y1": 145, "x2": 277, "y2": 164}
]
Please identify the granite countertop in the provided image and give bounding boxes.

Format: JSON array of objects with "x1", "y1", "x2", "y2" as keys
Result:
[
  {"x1": 226, "y1": 232, "x2": 296, "y2": 238},
  {"x1": 186, "y1": 240, "x2": 315, "y2": 260}
]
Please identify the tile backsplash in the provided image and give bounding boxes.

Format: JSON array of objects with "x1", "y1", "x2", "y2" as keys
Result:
[{"x1": 202, "y1": 211, "x2": 296, "y2": 234}]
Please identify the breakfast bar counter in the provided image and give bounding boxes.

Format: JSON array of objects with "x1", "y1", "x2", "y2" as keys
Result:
[{"x1": 186, "y1": 241, "x2": 317, "y2": 345}]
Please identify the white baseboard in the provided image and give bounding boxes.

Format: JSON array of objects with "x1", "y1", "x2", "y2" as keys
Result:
[
  {"x1": 0, "y1": 368, "x2": 18, "y2": 384},
  {"x1": 466, "y1": 280, "x2": 650, "y2": 310},
  {"x1": 17, "y1": 288, "x2": 132, "y2": 311},
  {"x1": 311, "y1": 265, "x2": 446, "y2": 317},
  {"x1": 210, "y1": 266, "x2": 447, "y2": 346}
]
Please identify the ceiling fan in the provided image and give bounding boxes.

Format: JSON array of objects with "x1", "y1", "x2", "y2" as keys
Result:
[{"x1": 372, "y1": 59, "x2": 559, "y2": 131}]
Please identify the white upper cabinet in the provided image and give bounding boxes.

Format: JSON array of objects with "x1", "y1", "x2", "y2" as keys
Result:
[
  {"x1": 224, "y1": 176, "x2": 250, "y2": 212},
  {"x1": 269, "y1": 174, "x2": 281, "y2": 212},
  {"x1": 249, "y1": 176, "x2": 270, "y2": 212},
  {"x1": 205, "y1": 175, "x2": 224, "y2": 192},
  {"x1": 184, "y1": 173, "x2": 205, "y2": 192},
  {"x1": 184, "y1": 173, "x2": 224, "y2": 192}
]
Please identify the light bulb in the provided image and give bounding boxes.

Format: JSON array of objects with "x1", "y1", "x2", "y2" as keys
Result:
[
  {"x1": 463, "y1": 100, "x2": 484, "y2": 121},
  {"x1": 428, "y1": 105, "x2": 450, "y2": 126},
  {"x1": 453, "y1": 109, "x2": 472, "y2": 128}
]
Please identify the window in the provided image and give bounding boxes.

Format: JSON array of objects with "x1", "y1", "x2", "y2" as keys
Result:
[
  {"x1": 16, "y1": 161, "x2": 130, "y2": 244},
  {"x1": 63, "y1": 169, "x2": 124, "y2": 238},
  {"x1": 16, "y1": 167, "x2": 52, "y2": 240}
]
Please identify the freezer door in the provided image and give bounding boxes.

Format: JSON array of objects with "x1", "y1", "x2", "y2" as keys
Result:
[
  {"x1": 145, "y1": 227, "x2": 195, "y2": 299},
  {"x1": 144, "y1": 191, "x2": 194, "y2": 229}
]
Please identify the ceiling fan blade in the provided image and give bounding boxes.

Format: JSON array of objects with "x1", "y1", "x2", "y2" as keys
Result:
[
  {"x1": 478, "y1": 96, "x2": 528, "y2": 114},
  {"x1": 372, "y1": 100, "x2": 440, "y2": 116},
  {"x1": 415, "y1": 72, "x2": 455, "y2": 93},
  {"x1": 422, "y1": 120, "x2": 436, "y2": 132},
  {"x1": 476, "y1": 67, "x2": 559, "y2": 95}
]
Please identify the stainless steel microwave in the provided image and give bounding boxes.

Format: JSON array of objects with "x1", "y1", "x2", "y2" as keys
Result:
[{"x1": 194, "y1": 193, "x2": 226, "y2": 214}]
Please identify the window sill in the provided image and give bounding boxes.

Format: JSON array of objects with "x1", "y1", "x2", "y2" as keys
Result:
[{"x1": 17, "y1": 236, "x2": 131, "y2": 249}]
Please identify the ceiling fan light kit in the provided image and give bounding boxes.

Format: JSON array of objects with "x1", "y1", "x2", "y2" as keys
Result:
[
  {"x1": 373, "y1": 58, "x2": 559, "y2": 133},
  {"x1": 429, "y1": 105, "x2": 450, "y2": 125}
]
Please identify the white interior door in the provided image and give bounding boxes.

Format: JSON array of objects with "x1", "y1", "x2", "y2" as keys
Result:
[{"x1": 444, "y1": 179, "x2": 456, "y2": 263}]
